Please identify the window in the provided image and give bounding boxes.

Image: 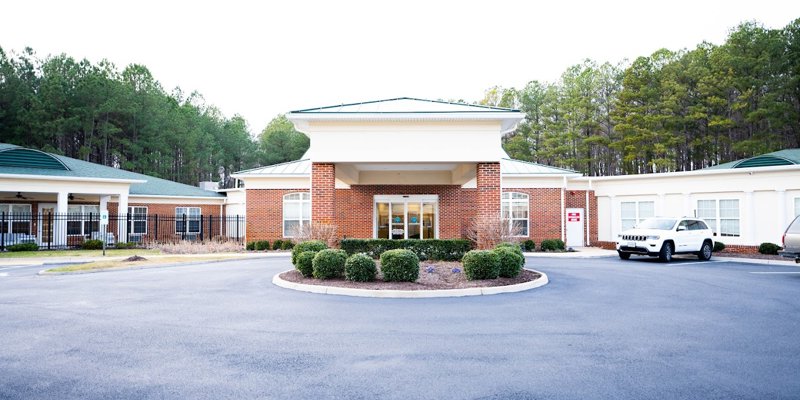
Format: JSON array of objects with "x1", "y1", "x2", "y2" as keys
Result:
[
  {"x1": 283, "y1": 193, "x2": 310, "y2": 238},
  {"x1": 375, "y1": 195, "x2": 437, "y2": 239},
  {"x1": 0, "y1": 204, "x2": 32, "y2": 235},
  {"x1": 502, "y1": 192, "x2": 529, "y2": 236},
  {"x1": 697, "y1": 199, "x2": 740, "y2": 237},
  {"x1": 128, "y1": 206, "x2": 148, "y2": 235},
  {"x1": 620, "y1": 201, "x2": 654, "y2": 231},
  {"x1": 176, "y1": 207, "x2": 201, "y2": 234},
  {"x1": 67, "y1": 205, "x2": 99, "y2": 236}
]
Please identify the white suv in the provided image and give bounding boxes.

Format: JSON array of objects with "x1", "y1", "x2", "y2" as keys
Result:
[{"x1": 616, "y1": 217, "x2": 714, "y2": 262}]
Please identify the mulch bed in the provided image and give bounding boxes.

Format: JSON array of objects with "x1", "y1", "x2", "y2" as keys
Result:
[
  {"x1": 279, "y1": 261, "x2": 541, "y2": 290},
  {"x1": 715, "y1": 251, "x2": 786, "y2": 261}
]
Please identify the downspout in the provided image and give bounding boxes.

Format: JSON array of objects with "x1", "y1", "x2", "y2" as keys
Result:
[
  {"x1": 586, "y1": 178, "x2": 592, "y2": 247},
  {"x1": 561, "y1": 176, "x2": 566, "y2": 243}
]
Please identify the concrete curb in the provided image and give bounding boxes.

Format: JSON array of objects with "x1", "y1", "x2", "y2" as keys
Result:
[
  {"x1": 271, "y1": 268, "x2": 549, "y2": 298},
  {"x1": 714, "y1": 256, "x2": 799, "y2": 267},
  {"x1": 0, "y1": 251, "x2": 287, "y2": 268},
  {"x1": 37, "y1": 255, "x2": 268, "y2": 276}
]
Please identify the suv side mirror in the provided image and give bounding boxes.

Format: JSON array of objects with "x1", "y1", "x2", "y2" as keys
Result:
[{"x1": 677, "y1": 226, "x2": 687, "y2": 232}]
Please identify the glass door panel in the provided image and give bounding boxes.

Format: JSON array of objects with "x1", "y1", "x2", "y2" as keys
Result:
[
  {"x1": 407, "y1": 203, "x2": 420, "y2": 239},
  {"x1": 423, "y1": 203, "x2": 435, "y2": 239},
  {"x1": 377, "y1": 203, "x2": 389, "y2": 239},
  {"x1": 390, "y1": 203, "x2": 405, "y2": 239}
]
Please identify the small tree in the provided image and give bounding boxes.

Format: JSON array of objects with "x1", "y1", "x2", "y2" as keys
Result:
[
  {"x1": 292, "y1": 223, "x2": 339, "y2": 248},
  {"x1": 465, "y1": 215, "x2": 523, "y2": 249}
]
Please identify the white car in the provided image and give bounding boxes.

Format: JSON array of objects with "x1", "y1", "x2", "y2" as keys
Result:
[{"x1": 616, "y1": 217, "x2": 714, "y2": 262}]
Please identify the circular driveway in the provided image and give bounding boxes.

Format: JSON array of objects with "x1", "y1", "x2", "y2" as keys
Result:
[{"x1": 1, "y1": 255, "x2": 799, "y2": 399}]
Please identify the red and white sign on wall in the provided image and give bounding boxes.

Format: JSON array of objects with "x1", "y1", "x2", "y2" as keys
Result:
[{"x1": 567, "y1": 212, "x2": 581, "y2": 222}]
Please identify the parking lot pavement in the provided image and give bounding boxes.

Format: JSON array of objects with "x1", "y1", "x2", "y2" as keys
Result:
[{"x1": 1, "y1": 255, "x2": 799, "y2": 399}]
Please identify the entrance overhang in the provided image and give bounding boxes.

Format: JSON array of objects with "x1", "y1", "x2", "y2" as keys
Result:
[{"x1": 336, "y1": 162, "x2": 477, "y2": 186}]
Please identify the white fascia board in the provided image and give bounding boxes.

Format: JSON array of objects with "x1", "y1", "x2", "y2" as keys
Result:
[
  {"x1": 287, "y1": 112, "x2": 524, "y2": 133},
  {"x1": 0, "y1": 173, "x2": 146, "y2": 184},
  {"x1": 230, "y1": 173, "x2": 310, "y2": 179},
  {"x1": 571, "y1": 164, "x2": 800, "y2": 182},
  {"x1": 503, "y1": 173, "x2": 583, "y2": 178},
  {"x1": 129, "y1": 194, "x2": 226, "y2": 201}
]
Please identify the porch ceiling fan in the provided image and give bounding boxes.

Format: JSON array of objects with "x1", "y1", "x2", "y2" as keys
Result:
[
  {"x1": 0, "y1": 192, "x2": 30, "y2": 200},
  {"x1": 68, "y1": 193, "x2": 86, "y2": 201}
]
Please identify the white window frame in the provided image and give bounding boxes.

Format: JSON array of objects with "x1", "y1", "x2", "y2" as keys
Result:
[
  {"x1": 0, "y1": 203, "x2": 32, "y2": 235},
  {"x1": 67, "y1": 205, "x2": 100, "y2": 237},
  {"x1": 696, "y1": 199, "x2": 740, "y2": 237},
  {"x1": 373, "y1": 195, "x2": 439, "y2": 240},
  {"x1": 283, "y1": 192, "x2": 311, "y2": 238},
  {"x1": 501, "y1": 192, "x2": 529, "y2": 237},
  {"x1": 175, "y1": 207, "x2": 201, "y2": 234},
  {"x1": 128, "y1": 206, "x2": 148, "y2": 236},
  {"x1": 620, "y1": 200, "x2": 655, "y2": 231}
]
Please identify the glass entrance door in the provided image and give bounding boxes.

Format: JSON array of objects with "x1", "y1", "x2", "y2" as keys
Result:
[{"x1": 374, "y1": 195, "x2": 437, "y2": 239}]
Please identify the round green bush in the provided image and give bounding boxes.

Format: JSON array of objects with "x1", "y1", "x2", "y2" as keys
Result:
[
  {"x1": 522, "y1": 239, "x2": 536, "y2": 252},
  {"x1": 291, "y1": 240, "x2": 327, "y2": 266},
  {"x1": 758, "y1": 242, "x2": 781, "y2": 255},
  {"x1": 81, "y1": 239, "x2": 104, "y2": 250},
  {"x1": 380, "y1": 249, "x2": 419, "y2": 282},
  {"x1": 495, "y1": 242, "x2": 523, "y2": 256},
  {"x1": 312, "y1": 249, "x2": 347, "y2": 279},
  {"x1": 462, "y1": 250, "x2": 501, "y2": 280},
  {"x1": 281, "y1": 240, "x2": 294, "y2": 250},
  {"x1": 345, "y1": 253, "x2": 377, "y2": 282},
  {"x1": 254, "y1": 240, "x2": 270, "y2": 251},
  {"x1": 7, "y1": 242, "x2": 38, "y2": 252},
  {"x1": 272, "y1": 240, "x2": 284, "y2": 250},
  {"x1": 245, "y1": 241, "x2": 256, "y2": 251},
  {"x1": 540, "y1": 239, "x2": 566, "y2": 252},
  {"x1": 295, "y1": 251, "x2": 316, "y2": 277},
  {"x1": 494, "y1": 247, "x2": 524, "y2": 278},
  {"x1": 713, "y1": 241, "x2": 726, "y2": 252}
]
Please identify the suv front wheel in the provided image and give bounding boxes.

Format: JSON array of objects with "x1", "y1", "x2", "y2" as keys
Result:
[
  {"x1": 659, "y1": 242, "x2": 673, "y2": 262},
  {"x1": 618, "y1": 251, "x2": 631, "y2": 260}
]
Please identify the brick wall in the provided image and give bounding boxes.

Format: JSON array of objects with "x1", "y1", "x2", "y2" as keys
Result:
[
  {"x1": 476, "y1": 162, "x2": 501, "y2": 248},
  {"x1": 311, "y1": 163, "x2": 335, "y2": 224},
  {"x1": 246, "y1": 189, "x2": 308, "y2": 242}
]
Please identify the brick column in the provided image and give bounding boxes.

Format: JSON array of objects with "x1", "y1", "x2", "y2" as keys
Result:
[
  {"x1": 476, "y1": 162, "x2": 501, "y2": 249},
  {"x1": 311, "y1": 163, "x2": 336, "y2": 225}
]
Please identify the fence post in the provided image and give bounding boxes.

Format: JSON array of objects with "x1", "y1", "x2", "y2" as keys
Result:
[
  {"x1": 236, "y1": 215, "x2": 240, "y2": 244},
  {"x1": 182, "y1": 214, "x2": 187, "y2": 241},
  {"x1": 209, "y1": 216, "x2": 213, "y2": 241},
  {"x1": 1, "y1": 211, "x2": 5, "y2": 251},
  {"x1": 200, "y1": 215, "x2": 205, "y2": 242},
  {"x1": 47, "y1": 212, "x2": 52, "y2": 250},
  {"x1": 154, "y1": 214, "x2": 159, "y2": 242}
]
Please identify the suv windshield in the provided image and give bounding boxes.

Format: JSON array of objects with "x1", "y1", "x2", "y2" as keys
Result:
[{"x1": 636, "y1": 218, "x2": 677, "y2": 230}]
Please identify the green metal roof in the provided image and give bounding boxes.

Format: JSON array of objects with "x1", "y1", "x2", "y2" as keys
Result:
[
  {"x1": 0, "y1": 148, "x2": 70, "y2": 170},
  {"x1": 704, "y1": 149, "x2": 800, "y2": 170},
  {"x1": 0, "y1": 143, "x2": 223, "y2": 198}
]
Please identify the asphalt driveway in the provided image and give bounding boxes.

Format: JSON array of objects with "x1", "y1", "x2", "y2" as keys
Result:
[{"x1": 1, "y1": 255, "x2": 799, "y2": 399}]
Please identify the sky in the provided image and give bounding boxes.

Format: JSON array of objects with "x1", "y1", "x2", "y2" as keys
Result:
[{"x1": 2, "y1": 0, "x2": 799, "y2": 136}]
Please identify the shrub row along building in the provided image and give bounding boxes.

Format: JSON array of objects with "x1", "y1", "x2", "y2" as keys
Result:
[{"x1": 2, "y1": 98, "x2": 799, "y2": 252}]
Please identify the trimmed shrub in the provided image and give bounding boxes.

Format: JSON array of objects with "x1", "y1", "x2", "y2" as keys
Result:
[
  {"x1": 713, "y1": 241, "x2": 726, "y2": 252},
  {"x1": 272, "y1": 240, "x2": 284, "y2": 250},
  {"x1": 281, "y1": 240, "x2": 294, "y2": 250},
  {"x1": 254, "y1": 240, "x2": 271, "y2": 251},
  {"x1": 245, "y1": 241, "x2": 256, "y2": 251},
  {"x1": 462, "y1": 250, "x2": 501, "y2": 280},
  {"x1": 522, "y1": 239, "x2": 536, "y2": 252},
  {"x1": 295, "y1": 251, "x2": 316, "y2": 277},
  {"x1": 115, "y1": 242, "x2": 136, "y2": 249},
  {"x1": 380, "y1": 249, "x2": 420, "y2": 282},
  {"x1": 758, "y1": 242, "x2": 781, "y2": 255},
  {"x1": 494, "y1": 247, "x2": 524, "y2": 278},
  {"x1": 340, "y1": 239, "x2": 472, "y2": 261},
  {"x1": 81, "y1": 239, "x2": 104, "y2": 250},
  {"x1": 540, "y1": 239, "x2": 566, "y2": 252},
  {"x1": 312, "y1": 249, "x2": 347, "y2": 279},
  {"x1": 291, "y1": 240, "x2": 327, "y2": 266},
  {"x1": 495, "y1": 242, "x2": 523, "y2": 256},
  {"x1": 345, "y1": 253, "x2": 377, "y2": 282},
  {"x1": 7, "y1": 242, "x2": 38, "y2": 252}
]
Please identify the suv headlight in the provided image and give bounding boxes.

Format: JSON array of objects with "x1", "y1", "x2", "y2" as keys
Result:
[{"x1": 646, "y1": 235, "x2": 660, "y2": 241}]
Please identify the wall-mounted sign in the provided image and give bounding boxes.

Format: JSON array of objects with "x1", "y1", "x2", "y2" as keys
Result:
[
  {"x1": 411, "y1": 217, "x2": 418, "y2": 223},
  {"x1": 567, "y1": 212, "x2": 581, "y2": 222},
  {"x1": 394, "y1": 217, "x2": 401, "y2": 223}
]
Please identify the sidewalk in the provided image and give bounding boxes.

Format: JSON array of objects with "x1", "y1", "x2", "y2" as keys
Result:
[
  {"x1": 0, "y1": 251, "x2": 285, "y2": 267},
  {"x1": 524, "y1": 247, "x2": 618, "y2": 258}
]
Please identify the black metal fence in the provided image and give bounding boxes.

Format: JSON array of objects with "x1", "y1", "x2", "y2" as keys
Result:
[{"x1": 0, "y1": 212, "x2": 245, "y2": 251}]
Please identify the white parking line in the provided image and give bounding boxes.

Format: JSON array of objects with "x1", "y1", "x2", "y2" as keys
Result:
[
  {"x1": 673, "y1": 261, "x2": 723, "y2": 266},
  {"x1": 749, "y1": 271, "x2": 800, "y2": 274}
]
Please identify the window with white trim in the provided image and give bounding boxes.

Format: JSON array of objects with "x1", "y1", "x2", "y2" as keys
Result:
[
  {"x1": 283, "y1": 192, "x2": 310, "y2": 237},
  {"x1": 620, "y1": 201, "x2": 654, "y2": 231},
  {"x1": 128, "y1": 206, "x2": 148, "y2": 235},
  {"x1": 501, "y1": 192, "x2": 529, "y2": 236},
  {"x1": 67, "y1": 205, "x2": 100, "y2": 236},
  {"x1": 175, "y1": 207, "x2": 201, "y2": 234},
  {"x1": 697, "y1": 199, "x2": 740, "y2": 237},
  {"x1": 0, "y1": 204, "x2": 32, "y2": 235}
]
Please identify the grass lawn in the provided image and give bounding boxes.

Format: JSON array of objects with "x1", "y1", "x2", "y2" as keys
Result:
[
  {"x1": 0, "y1": 249, "x2": 162, "y2": 258},
  {"x1": 46, "y1": 255, "x2": 240, "y2": 273}
]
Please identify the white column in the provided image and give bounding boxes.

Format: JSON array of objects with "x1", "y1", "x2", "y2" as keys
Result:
[
  {"x1": 56, "y1": 191, "x2": 68, "y2": 248},
  {"x1": 117, "y1": 192, "x2": 129, "y2": 243},
  {"x1": 586, "y1": 179, "x2": 592, "y2": 246},
  {"x1": 99, "y1": 195, "x2": 110, "y2": 212}
]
